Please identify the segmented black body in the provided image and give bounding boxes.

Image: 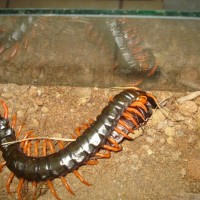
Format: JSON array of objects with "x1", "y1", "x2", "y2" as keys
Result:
[
  {"x1": 0, "y1": 89, "x2": 157, "y2": 182},
  {"x1": 106, "y1": 19, "x2": 157, "y2": 76},
  {"x1": 0, "y1": 16, "x2": 34, "y2": 54}
]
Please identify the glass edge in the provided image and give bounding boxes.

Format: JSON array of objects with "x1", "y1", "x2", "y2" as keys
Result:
[{"x1": 0, "y1": 8, "x2": 200, "y2": 19}]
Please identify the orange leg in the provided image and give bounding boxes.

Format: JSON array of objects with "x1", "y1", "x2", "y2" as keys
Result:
[
  {"x1": 26, "y1": 142, "x2": 32, "y2": 156},
  {"x1": 34, "y1": 140, "x2": 40, "y2": 157},
  {"x1": 32, "y1": 181, "x2": 37, "y2": 200},
  {"x1": 126, "y1": 107, "x2": 145, "y2": 121},
  {"x1": 21, "y1": 130, "x2": 35, "y2": 151},
  {"x1": 109, "y1": 96, "x2": 114, "y2": 101},
  {"x1": 73, "y1": 170, "x2": 91, "y2": 186},
  {"x1": 6, "y1": 172, "x2": 15, "y2": 194},
  {"x1": 95, "y1": 151, "x2": 111, "y2": 158},
  {"x1": 42, "y1": 140, "x2": 47, "y2": 156},
  {"x1": 0, "y1": 46, "x2": 5, "y2": 54},
  {"x1": 114, "y1": 127, "x2": 133, "y2": 140},
  {"x1": 0, "y1": 100, "x2": 8, "y2": 119},
  {"x1": 118, "y1": 119, "x2": 134, "y2": 133},
  {"x1": 103, "y1": 137, "x2": 122, "y2": 152},
  {"x1": 107, "y1": 137, "x2": 122, "y2": 148},
  {"x1": 11, "y1": 113, "x2": 17, "y2": 129},
  {"x1": 85, "y1": 160, "x2": 98, "y2": 165},
  {"x1": 60, "y1": 177, "x2": 75, "y2": 195},
  {"x1": 122, "y1": 112, "x2": 139, "y2": 128},
  {"x1": 9, "y1": 43, "x2": 19, "y2": 59},
  {"x1": 147, "y1": 63, "x2": 159, "y2": 77},
  {"x1": 31, "y1": 140, "x2": 41, "y2": 199},
  {"x1": 46, "y1": 180, "x2": 61, "y2": 200},
  {"x1": 0, "y1": 161, "x2": 6, "y2": 172},
  {"x1": 103, "y1": 144, "x2": 122, "y2": 152},
  {"x1": 138, "y1": 96, "x2": 148, "y2": 104},
  {"x1": 16, "y1": 123, "x2": 25, "y2": 138},
  {"x1": 130, "y1": 101, "x2": 147, "y2": 112},
  {"x1": 73, "y1": 119, "x2": 94, "y2": 138},
  {"x1": 17, "y1": 178, "x2": 24, "y2": 200},
  {"x1": 24, "y1": 37, "x2": 28, "y2": 49},
  {"x1": 58, "y1": 140, "x2": 65, "y2": 149},
  {"x1": 74, "y1": 127, "x2": 83, "y2": 138}
]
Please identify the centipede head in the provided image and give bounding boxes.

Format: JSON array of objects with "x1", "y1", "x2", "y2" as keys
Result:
[
  {"x1": 146, "y1": 93, "x2": 159, "y2": 109},
  {"x1": 127, "y1": 88, "x2": 158, "y2": 109}
]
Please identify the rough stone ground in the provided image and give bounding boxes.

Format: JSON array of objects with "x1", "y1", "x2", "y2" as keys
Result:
[{"x1": 0, "y1": 84, "x2": 200, "y2": 200}]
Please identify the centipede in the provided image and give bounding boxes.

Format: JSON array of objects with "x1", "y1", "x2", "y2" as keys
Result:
[
  {"x1": 0, "y1": 16, "x2": 35, "y2": 60},
  {"x1": 0, "y1": 88, "x2": 158, "y2": 199},
  {"x1": 106, "y1": 19, "x2": 158, "y2": 83},
  {"x1": 85, "y1": 18, "x2": 158, "y2": 86}
]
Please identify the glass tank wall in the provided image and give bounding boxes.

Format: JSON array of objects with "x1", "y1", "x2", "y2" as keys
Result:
[{"x1": 0, "y1": 9, "x2": 200, "y2": 91}]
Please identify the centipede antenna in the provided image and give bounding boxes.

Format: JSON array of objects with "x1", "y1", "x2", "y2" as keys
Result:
[{"x1": 73, "y1": 170, "x2": 91, "y2": 186}]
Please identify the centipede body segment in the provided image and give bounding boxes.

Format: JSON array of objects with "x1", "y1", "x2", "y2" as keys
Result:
[{"x1": 0, "y1": 88, "x2": 158, "y2": 199}]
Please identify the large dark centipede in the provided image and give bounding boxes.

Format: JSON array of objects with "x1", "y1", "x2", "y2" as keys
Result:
[{"x1": 0, "y1": 88, "x2": 158, "y2": 199}]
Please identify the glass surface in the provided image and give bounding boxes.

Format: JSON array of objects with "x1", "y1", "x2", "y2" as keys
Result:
[{"x1": 0, "y1": 9, "x2": 200, "y2": 91}]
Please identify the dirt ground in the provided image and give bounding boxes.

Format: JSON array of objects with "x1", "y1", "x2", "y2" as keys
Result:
[{"x1": 0, "y1": 84, "x2": 200, "y2": 200}]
